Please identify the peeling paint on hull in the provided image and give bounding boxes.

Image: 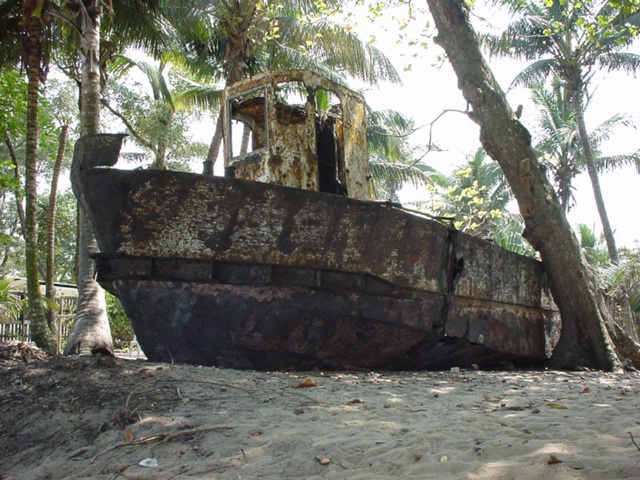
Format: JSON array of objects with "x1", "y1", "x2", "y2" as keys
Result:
[{"x1": 72, "y1": 134, "x2": 560, "y2": 371}]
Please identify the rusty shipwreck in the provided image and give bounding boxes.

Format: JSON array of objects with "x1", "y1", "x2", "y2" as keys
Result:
[{"x1": 72, "y1": 70, "x2": 560, "y2": 370}]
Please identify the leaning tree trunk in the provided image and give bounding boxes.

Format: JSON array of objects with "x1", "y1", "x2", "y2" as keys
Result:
[
  {"x1": 208, "y1": 31, "x2": 250, "y2": 173},
  {"x1": 25, "y1": 8, "x2": 56, "y2": 352},
  {"x1": 425, "y1": 0, "x2": 622, "y2": 371},
  {"x1": 64, "y1": 1, "x2": 113, "y2": 356},
  {"x1": 570, "y1": 86, "x2": 619, "y2": 264},
  {"x1": 203, "y1": 111, "x2": 224, "y2": 174},
  {"x1": 45, "y1": 125, "x2": 68, "y2": 349}
]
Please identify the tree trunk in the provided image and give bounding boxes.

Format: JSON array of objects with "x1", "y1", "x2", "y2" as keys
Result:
[
  {"x1": 570, "y1": 88, "x2": 619, "y2": 263},
  {"x1": 64, "y1": 210, "x2": 112, "y2": 355},
  {"x1": 204, "y1": 110, "x2": 224, "y2": 173},
  {"x1": 64, "y1": 1, "x2": 113, "y2": 356},
  {"x1": 45, "y1": 125, "x2": 68, "y2": 351},
  {"x1": 204, "y1": 32, "x2": 248, "y2": 173},
  {"x1": 5, "y1": 132, "x2": 26, "y2": 235},
  {"x1": 25, "y1": 6, "x2": 56, "y2": 352},
  {"x1": 425, "y1": 0, "x2": 622, "y2": 371}
]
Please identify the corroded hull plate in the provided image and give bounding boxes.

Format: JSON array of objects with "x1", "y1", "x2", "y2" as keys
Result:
[{"x1": 72, "y1": 134, "x2": 560, "y2": 370}]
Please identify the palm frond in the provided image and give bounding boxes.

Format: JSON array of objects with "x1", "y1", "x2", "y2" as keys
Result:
[
  {"x1": 174, "y1": 82, "x2": 223, "y2": 111},
  {"x1": 107, "y1": 0, "x2": 181, "y2": 58},
  {"x1": 369, "y1": 161, "x2": 435, "y2": 190},
  {"x1": 597, "y1": 51, "x2": 640, "y2": 75},
  {"x1": 367, "y1": 109, "x2": 415, "y2": 162},
  {"x1": 509, "y1": 58, "x2": 556, "y2": 90},
  {"x1": 110, "y1": 55, "x2": 175, "y2": 110},
  {"x1": 278, "y1": 16, "x2": 402, "y2": 86},
  {"x1": 595, "y1": 153, "x2": 640, "y2": 173},
  {"x1": 0, "y1": 0, "x2": 22, "y2": 70}
]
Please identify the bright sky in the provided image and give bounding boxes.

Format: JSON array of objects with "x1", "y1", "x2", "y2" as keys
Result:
[{"x1": 355, "y1": 1, "x2": 640, "y2": 249}]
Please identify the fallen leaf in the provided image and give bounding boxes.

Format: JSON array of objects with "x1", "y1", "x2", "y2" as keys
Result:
[
  {"x1": 580, "y1": 387, "x2": 591, "y2": 394},
  {"x1": 347, "y1": 399, "x2": 363, "y2": 404},
  {"x1": 296, "y1": 377, "x2": 317, "y2": 388},
  {"x1": 124, "y1": 427, "x2": 133, "y2": 444},
  {"x1": 114, "y1": 465, "x2": 128, "y2": 473},
  {"x1": 263, "y1": 395, "x2": 276, "y2": 402},
  {"x1": 547, "y1": 402, "x2": 568, "y2": 410},
  {"x1": 293, "y1": 407, "x2": 304, "y2": 415},
  {"x1": 252, "y1": 430, "x2": 262, "y2": 436},
  {"x1": 483, "y1": 395, "x2": 503, "y2": 403},
  {"x1": 414, "y1": 453, "x2": 423, "y2": 461},
  {"x1": 547, "y1": 454, "x2": 562, "y2": 465}
]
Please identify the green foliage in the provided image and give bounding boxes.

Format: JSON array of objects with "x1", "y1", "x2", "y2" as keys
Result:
[
  {"x1": 578, "y1": 224, "x2": 640, "y2": 324},
  {"x1": 601, "y1": 248, "x2": 640, "y2": 314},
  {"x1": 0, "y1": 276, "x2": 24, "y2": 322},
  {"x1": 530, "y1": 78, "x2": 640, "y2": 211},
  {"x1": 105, "y1": 293, "x2": 134, "y2": 350},
  {"x1": 37, "y1": 191, "x2": 77, "y2": 283},
  {"x1": 429, "y1": 148, "x2": 512, "y2": 237},
  {"x1": 578, "y1": 223, "x2": 611, "y2": 265},
  {"x1": 0, "y1": 70, "x2": 28, "y2": 137},
  {"x1": 367, "y1": 108, "x2": 438, "y2": 201},
  {"x1": 102, "y1": 69, "x2": 208, "y2": 171},
  {"x1": 487, "y1": 215, "x2": 536, "y2": 258}
]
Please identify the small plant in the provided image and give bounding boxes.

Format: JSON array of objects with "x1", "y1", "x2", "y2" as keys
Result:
[
  {"x1": 106, "y1": 292, "x2": 134, "y2": 350},
  {"x1": 0, "y1": 277, "x2": 25, "y2": 323}
]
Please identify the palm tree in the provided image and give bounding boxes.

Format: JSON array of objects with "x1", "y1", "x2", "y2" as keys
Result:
[
  {"x1": 63, "y1": 0, "x2": 113, "y2": 356},
  {"x1": 531, "y1": 78, "x2": 640, "y2": 213},
  {"x1": 170, "y1": 0, "x2": 401, "y2": 171},
  {"x1": 63, "y1": 0, "x2": 177, "y2": 356},
  {"x1": 485, "y1": 0, "x2": 640, "y2": 263},
  {"x1": 357, "y1": 108, "x2": 436, "y2": 201},
  {"x1": 0, "y1": 0, "x2": 58, "y2": 352},
  {"x1": 0, "y1": 1, "x2": 177, "y2": 354}
]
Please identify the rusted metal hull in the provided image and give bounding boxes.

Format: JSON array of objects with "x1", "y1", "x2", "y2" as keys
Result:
[{"x1": 72, "y1": 135, "x2": 560, "y2": 370}]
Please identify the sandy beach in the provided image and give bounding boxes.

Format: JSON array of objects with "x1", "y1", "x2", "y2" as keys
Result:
[{"x1": 1, "y1": 342, "x2": 639, "y2": 480}]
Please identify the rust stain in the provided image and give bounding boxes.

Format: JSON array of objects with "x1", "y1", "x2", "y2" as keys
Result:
[
  {"x1": 70, "y1": 70, "x2": 561, "y2": 371},
  {"x1": 223, "y1": 70, "x2": 370, "y2": 200}
]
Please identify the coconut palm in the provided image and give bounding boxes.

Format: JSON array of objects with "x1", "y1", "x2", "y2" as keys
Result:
[
  {"x1": 62, "y1": 0, "x2": 178, "y2": 356},
  {"x1": 367, "y1": 109, "x2": 439, "y2": 201},
  {"x1": 0, "y1": 0, "x2": 59, "y2": 352},
  {"x1": 485, "y1": 0, "x2": 640, "y2": 263},
  {"x1": 168, "y1": 0, "x2": 401, "y2": 170},
  {"x1": 0, "y1": 0, "x2": 178, "y2": 354},
  {"x1": 531, "y1": 78, "x2": 640, "y2": 213}
]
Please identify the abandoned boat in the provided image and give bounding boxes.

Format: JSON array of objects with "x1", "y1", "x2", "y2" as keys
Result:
[{"x1": 72, "y1": 70, "x2": 560, "y2": 370}]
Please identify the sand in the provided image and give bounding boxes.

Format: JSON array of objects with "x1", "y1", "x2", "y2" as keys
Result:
[{"x1": 1, "y1": 342, "x2": 639, "y2": 479}]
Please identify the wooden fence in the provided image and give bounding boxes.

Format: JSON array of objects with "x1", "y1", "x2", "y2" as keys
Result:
[
  {"x1": 1, "y1": 315, "x2": 72, "y2": 351},
  {"x1": 0, "y1": 322, "x2": 30, "y2": 342}
]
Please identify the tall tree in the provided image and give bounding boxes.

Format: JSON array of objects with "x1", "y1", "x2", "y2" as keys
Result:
[
  {"x1": 171, "y1": 0, "x2": 401, "y2": 171},
  {"x1": 484, "y1": 0, "x2": 640, "y2": 263},
  {"x1": 425, "y1": 0, "x2": 631, "y2": 370},
  {"x1": 0, "y1": 0, "x2": 58, "y2": 352},
  {"x1": 101, "y1": 55, "x2": 208, "y2": 171},
  {"x1": 531, "y1": 79, "x2": 640, "y2": 213},
  {"x1": 64, "y1": 0, "x2": 113, "y2": 356},
  {"x1": 62, "y1": 0, "x2": 176, "y2": 355},
  {"x1": 44, "y1": 124, "x2": 68, "y2": 343}
]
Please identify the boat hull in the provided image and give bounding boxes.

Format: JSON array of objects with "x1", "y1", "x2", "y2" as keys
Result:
[{"x1": 72, "y1": 134, "x2": 560, "y2": 370}]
